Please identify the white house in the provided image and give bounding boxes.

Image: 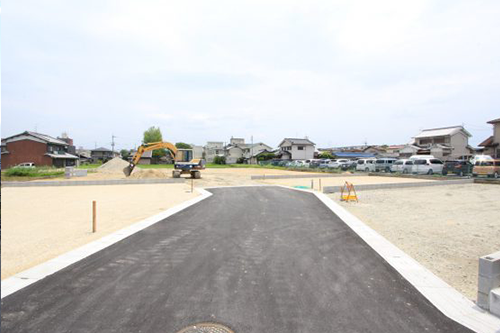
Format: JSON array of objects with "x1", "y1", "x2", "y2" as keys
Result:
[
  {"x1": 404, "y1": 125, "x2": 473, "y2": 160},
  {"x1": 277, "y1": 138, "x2": 315, "y2": 160},
  {"x1": 204, "y1": 141, "x2": 224, "y2": 163},
  {"x1": 224, "y1": 137, "x2": 273, "y2": 164}
]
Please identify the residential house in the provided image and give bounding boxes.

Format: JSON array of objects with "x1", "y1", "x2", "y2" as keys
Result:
[
  {"x1": 204, "y1": 141, "x2": 225, "y2": 163},
  {"x1": 75, "y1": 148, "x2": 92, "y2": 164},
  {"x1": 384, "y1": 145, "x2": 405, "y2": 158},
  {"x1": 224, "y1": 138, "x2": 273, "y2": 164},
  {"x1": 478, "y1": 118, "x2": 500, "y2": 158},
  {"x1": 190, "y1": 144, "x2": 204, "y2": 159},
  {"x1": 277, "y1": 138, "x2": 315, "y2": 160},
  {"x1": 403, "y1": 125, "x2": 473, "y2": 160},
  {"x1": 128, "y1": 149, "x2": 153, "y2": 165},
  {"x1": 1, "y1": 131, "x2": 78, "y2": 168},
  {"x1": 91, "y1": 147, "x2": 114, "y2": 163}
]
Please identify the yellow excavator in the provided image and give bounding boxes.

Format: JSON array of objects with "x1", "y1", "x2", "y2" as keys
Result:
[{"x1": 123, "y1": 142, "x2": 205, "y2": 179}]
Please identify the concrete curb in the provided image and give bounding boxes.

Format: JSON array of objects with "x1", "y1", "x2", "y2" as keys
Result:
[
  {"x1": 1, "y1": 178, "x2": 185, "y2": 187},
  {"x1": 251, "y1": 173, "x2": 365, "y2": 180},
  {"x1": 1, "y1": 188, "x2": 212, "y2": 299},
  {"x1": 304, "y1": 187, "x2": 500, "y2": 333},
  {"x1": 322, "y1": 179, "x2": 474, "y2": 193}
]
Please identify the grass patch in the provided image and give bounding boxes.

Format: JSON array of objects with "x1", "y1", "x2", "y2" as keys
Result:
[
  {"x1": 77, "y1": 164, "x2": 102, "y2": 169},
  {"x1": 2, "y1": 167, "x2": 65, "y2": 181}
]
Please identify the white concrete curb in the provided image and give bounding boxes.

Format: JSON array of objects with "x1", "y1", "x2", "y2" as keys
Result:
[
  {"x1": 1, "y1": 188, "x2": 213, "y2": 299},
  {"x1": 310, "y1": 189, "x2": 500, "y2": 333}
]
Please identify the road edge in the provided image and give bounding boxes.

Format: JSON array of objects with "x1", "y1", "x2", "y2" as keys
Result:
[
  {"x1": 308, "y1": 188, "x2": 500, "y2": 333},
  {"x1": 1, "y1": 188, "x2": 213, "y2": 299}
]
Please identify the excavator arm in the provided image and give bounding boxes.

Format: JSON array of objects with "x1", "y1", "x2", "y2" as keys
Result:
[{"x1": 123, "y1": 141, "x2": 178, "y2": 176}]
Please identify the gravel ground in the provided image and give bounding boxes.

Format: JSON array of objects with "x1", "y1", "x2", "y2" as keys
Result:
[{"x1": 330, "y1": 184, "x2": 500, "y2": 300}]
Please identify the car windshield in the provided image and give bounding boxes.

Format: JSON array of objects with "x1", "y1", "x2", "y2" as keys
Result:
[{"x1": 376, "y1": 160, "x2": 385, "y2": 164}]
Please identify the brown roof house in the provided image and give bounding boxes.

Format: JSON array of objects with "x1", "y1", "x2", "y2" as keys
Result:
[
  {"x1": 478, "y1": 118, "x2": 500, "y2": 158},
  {"x1": 1, "y1": 131, "x2": 78, "y2": 168}
]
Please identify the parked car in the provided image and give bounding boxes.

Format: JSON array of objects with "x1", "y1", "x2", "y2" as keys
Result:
[
  {"x1": 374, "y1": 158, "x2": 398, "y2": 172},
  {"x1": 330, "y1": 159, "x2": 350, "y2": 169},
  {"x1": 17, "y1": 162, "x2": 36, "y2": 168},
  {"x1": 391, "y1": 159, "x2": 413, "y2": 174},
  {"x1": 472, "y1": 159, "x2": 500, "y2": 178},
  {"x1": 442, "y1": 160, "x2": 473, "y2": 176},
  {"x1": 309, "y1": 159, "x2": 323, "y2": 168},
  {"x1": 340, "y1": 159, "x2": 356, "y2": 170},
  {"x1": 356, "y1": 158, "x2": 376, "y2": 172},
  {"x1": 294, "y1": 160, "x2": 311, "y2": 168},
  {"x1": 411, "y1": 158, "x2": 444, "y2": 175},
  {"x1": 318, "y1": 160, "x2": 331, "y2": 168}
]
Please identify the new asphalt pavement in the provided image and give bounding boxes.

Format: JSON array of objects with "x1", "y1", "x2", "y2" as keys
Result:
[{"x1": 1, "y1": 186, "x2": 473, "y2": 333}]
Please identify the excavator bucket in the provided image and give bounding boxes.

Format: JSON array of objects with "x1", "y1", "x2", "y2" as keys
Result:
[{"x1": 123, "y1": 165, "x2": 134, "y2": 177}]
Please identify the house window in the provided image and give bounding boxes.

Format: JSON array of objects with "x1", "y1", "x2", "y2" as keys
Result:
[{"x1": 298, "y1": 146, "x2": 304, "y2": 150}]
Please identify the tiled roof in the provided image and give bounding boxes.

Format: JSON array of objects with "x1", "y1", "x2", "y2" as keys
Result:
[
  {"x1": 5, "y1": 131, "x2": 68, "y2": 145},
  {"x1": 280, "y1": 138, "x2": 315, "y2": 146},
  {"x1": 414, "y1": 126, "x2": 471, "y2": 139},
  {"x1": 479, "y1": 136, "x2": 494, "y2": 147}
]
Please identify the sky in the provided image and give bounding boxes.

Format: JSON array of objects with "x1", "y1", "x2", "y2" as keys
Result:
[{"x1": 2, "y1": 0, "x2": 500, "y2": 150}]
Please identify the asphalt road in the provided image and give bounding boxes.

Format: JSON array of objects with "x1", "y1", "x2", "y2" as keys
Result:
[{"x1": 2, "y1": 186, "x2": 472, "y2": 333}]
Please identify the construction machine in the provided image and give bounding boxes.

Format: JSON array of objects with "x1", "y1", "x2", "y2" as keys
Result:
[{"x1": 123, "y1": 142, "x2": 205, "y2": 179}]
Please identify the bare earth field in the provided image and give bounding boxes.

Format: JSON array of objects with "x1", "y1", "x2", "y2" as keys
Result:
[
  {"x1": 4, "y1": 166, "x2": 498, "y2": 303},
  {"x1": 258, "y1": 175, "x2": 433, "y2": 188},
  {"x1": 331, "y1": 184, "x2": 500, "y2": 300},
  {"x1": 1, "y1": 183, "x2": 198, "y2": 279}
]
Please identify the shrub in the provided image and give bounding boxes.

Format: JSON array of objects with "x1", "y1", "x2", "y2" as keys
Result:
[{"x1": 213, "y1": 156, "x2": 226, "y2": 165}]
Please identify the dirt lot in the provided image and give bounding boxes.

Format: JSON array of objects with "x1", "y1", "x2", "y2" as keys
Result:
[
  {"x1": 331, "y1": 184, "x2": 500, "y2": 300},
  {"x1": 1, "y1": 183, "x2": 198, "y2": 279},
  {"x1": 258, "y1": 175, "x2": 433, "y2": 188},
  {"x1": 5, "y1": 165, "x2": 497, "y2": 303}
]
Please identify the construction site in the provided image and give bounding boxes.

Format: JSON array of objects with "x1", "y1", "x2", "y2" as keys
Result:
[
  {"x1": 2, "y1": 150, "x2": 500, "y2": 332},
  {"x1": 3, "y1": 1, "x2": 500, "y2": 332}
]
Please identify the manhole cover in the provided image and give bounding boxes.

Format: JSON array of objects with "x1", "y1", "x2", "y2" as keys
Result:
[{"x1": 176, "y1": 323, "x2": 234, "y2": 333}]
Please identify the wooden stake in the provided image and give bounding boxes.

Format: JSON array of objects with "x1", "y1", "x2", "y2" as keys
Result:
[
  {"x1": 191, "y1": 178, "x2": 194, "y2": 193},
  {"x1": 311, "y1": 179, "x2": 314, "y2": 190},
  {"x1": 92, "y1": 201, "x2": 97, "y2": 233},
  {"x1": 319, "y1": 179, "x2": 322, "y2": 191}
]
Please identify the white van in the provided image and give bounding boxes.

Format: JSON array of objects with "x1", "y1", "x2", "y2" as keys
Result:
[
  {"x1": 409, "y1": 155, "x2": 435, "y2": 161},
  {"x1": 356, "y1": 158, "x2": 376, "y2": 172},
  {"x1": 391, "y1": 159, "x2": 413, "y2": 174},
  {"x1": 411, "y1": 158, "x2": 444, "y2": 175}
]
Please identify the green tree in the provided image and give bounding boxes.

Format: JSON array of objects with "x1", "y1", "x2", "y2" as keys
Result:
[
  {"x1": 120, "y1": 149, "x2": 131, "y2": 160},
  {"x1": 319, "y1": 152, "x2": 334, "y2": 159},
  {"x1": 257, "y1": 152, "x2": 276, "y2": 161},
  {"x1": 143, "y1": 126, "x2": 166, "y2": 158},
  {"x1": 175, "y1": 142, "x2": 192, "y2": 149},
  {"x1": 213, "y1": 156, "x2": 226, "y2": 165}
]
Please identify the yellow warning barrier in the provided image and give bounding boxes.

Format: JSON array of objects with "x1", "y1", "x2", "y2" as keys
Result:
[{"x1": 340, "y1": 181, "x2": 358, "y2": 202}]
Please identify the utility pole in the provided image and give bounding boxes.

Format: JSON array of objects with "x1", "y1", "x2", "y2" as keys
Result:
[
  {"x1": 251, "y1": 135, "x2": 254, "y2": 164},
  {"x1": 111, "y1": 134, "x2": 117, "y2": 153}
]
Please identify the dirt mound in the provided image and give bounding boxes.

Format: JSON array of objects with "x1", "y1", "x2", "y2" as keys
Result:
[
  {"x1": 129, "y1": 169, "x2": 171, "y2": 179},
  {"x1": 97, "y1": 157, "x2": 130, "y2": 174}
]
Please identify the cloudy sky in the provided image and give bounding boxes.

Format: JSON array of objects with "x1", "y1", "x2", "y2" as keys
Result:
[{"x1": 2, "y1": 0, "x2": 499, "y2": 150}]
